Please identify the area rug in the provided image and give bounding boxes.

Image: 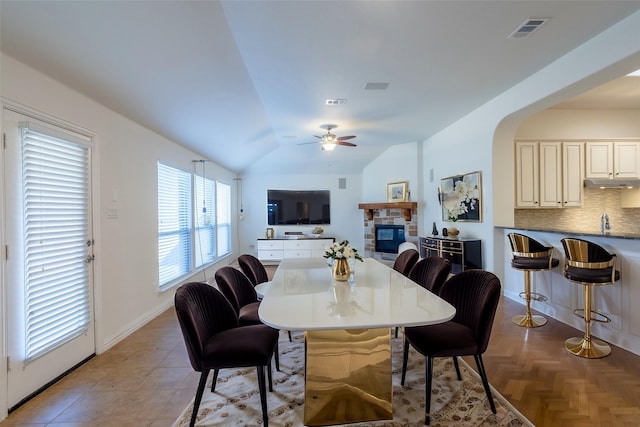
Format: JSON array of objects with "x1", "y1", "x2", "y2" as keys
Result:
[{"x1": 173, "y1": 331, "x2": 532, "y2": 427}]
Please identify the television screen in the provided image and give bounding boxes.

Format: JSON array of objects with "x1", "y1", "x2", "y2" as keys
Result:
[{"x1": 267, "y1": 190, "x2": 330, "y2": 225}]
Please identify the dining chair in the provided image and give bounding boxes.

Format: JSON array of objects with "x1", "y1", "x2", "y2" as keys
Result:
[
  {"x1": 215, "y1": 266, "x2": 262, "y2": 326},
  {"x1": 401, "y1": 270, "x2": 501, "y2": 425},
  {"x1": 393, "y1": 248, "x2": 419, "y2": 276},
  {"x1": 174, "y1": 282, "x2": 279, "y2": 427},
  {"x1": 215, "y1": 266, "x2": 281, "y2": 369},
  {"x1": 407, "y1": 256, "x2": 452, "y2": 295},
  {"x1": 394, "y1": 256, "x2": 451, "y2": 338},
  {"x1": 238, "y1": 253, "x2": 270, "y2": 286}
]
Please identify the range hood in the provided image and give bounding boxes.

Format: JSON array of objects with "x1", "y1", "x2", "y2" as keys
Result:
[{"x1": 584, "y1": 178, "x2": 640, "y2": 188}]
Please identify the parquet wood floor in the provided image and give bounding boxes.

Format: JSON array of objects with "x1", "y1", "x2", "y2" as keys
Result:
[
  {"x1": 1, "y1": 291, "x2": 639, "y2": 426},
  {"x1": 468, "y1": 297, "x2": 640, "y2": 427}
]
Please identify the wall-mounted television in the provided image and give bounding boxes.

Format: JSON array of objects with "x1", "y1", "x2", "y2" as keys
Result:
[{"x1": 267, "y1": 189, "x2": 330, "y2": 225}]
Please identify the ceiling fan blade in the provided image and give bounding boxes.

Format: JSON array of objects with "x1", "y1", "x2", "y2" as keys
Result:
[
  {"x1": 297, "y1": 141, "x2": 320, "y2": 145},
  {"x1": 337, "y1": 141, "x2": 357, "y2": 147},
  {"x1": 337, "y1": 135, "x2": 356, "y2": 141},
  {"x1": 313, "y1": 135, "x2": 323, "y2": 139}
]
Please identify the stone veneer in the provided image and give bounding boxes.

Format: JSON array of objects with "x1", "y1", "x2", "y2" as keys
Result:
[
  {"x1": 362, "y1": 207, "x2": 418, "y2": 258},
  {"x1": 514, "y1": 188, "x2": 640, "y2": 235}
]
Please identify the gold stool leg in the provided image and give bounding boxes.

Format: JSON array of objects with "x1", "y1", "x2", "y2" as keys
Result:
[
  {"x1": 512, "y1": 270, "x2": 547, "y2": 328},
  {"x1": 565, "y1": 284, "x2": 611, "y2": 358}
]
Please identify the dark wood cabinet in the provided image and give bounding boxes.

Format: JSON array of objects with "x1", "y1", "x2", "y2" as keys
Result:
[{"x1": 419, "y1": 236, "x2": 482, "y2": 274}]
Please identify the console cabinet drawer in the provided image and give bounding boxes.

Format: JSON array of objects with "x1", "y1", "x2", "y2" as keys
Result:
[{"x1": 257, "y1": 238, "x2": 334, "y2": 261}]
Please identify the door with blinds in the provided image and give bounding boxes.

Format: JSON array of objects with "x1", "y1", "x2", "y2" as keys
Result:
[{"x1": 3, "y1": 109, "x2": 95, "y2": 408}]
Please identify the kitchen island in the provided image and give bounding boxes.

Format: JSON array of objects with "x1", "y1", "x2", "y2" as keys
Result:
[{"x1": 497, "y1": 227, "x2": 640, "y2": 356}]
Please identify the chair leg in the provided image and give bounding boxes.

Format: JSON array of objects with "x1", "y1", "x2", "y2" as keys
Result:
[
  {"x1": 256, "y1": 365, "x2": 269, "y2": 427},
  {"x1": 274, "y1": 341, "x2": 280, "y2": 371},
  {"x1": 191, "y1": 370, "x2": 210, "y2": 427},
  {"x1": 210, "y1": 368, "x2": 219, "y2": 392},
  {"x1": 452, "y1": 356, "x2": 462, "y2": 380},
  {"x1": 401, "y1": 337, "x2": 410, "y2": 386},
  {"x1": 425, "y1": 356, "x2": 434, "y2": 425},
  {"x1": 395, "y1": 326, "x2": 398, "y2": 338},
  {"x1": 267, "y1": 359, "x2": 273, "y2": 392},
  {"x1": 288, "y1": 330, "x2": 292, "y2": 342},
  {"x1": 474, "y1": 354, "x2": 496, "y2": 414}
]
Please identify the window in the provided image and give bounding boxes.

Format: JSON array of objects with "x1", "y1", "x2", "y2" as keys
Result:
[
  {"x1": 21, "y1": 124, "x2": 92, "y2": 361},
  {"x1": 157, "y1": 162, "x2": 232, "y2": 288}
]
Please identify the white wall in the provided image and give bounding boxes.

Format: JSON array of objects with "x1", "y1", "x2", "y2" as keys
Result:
[
  {"x1": 238, "y1": 173, "x2": 364, "y2": 254},
  {"x1": 0, "y1": 54, "x2": 238, "y2": 418},
  {"x1": 516, "y1": 109, "x2": 640, "y2": 139}
]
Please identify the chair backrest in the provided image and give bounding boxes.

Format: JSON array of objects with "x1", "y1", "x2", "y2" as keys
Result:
[
  {"x1": 407, "y1": 256, "x2": 452, "y2": 294},
  {"x1": 508, "y1": 233, "x2": 552, "y2": 257},
  {"x1": 561, "y1": 237, "x2": 613, "y2": 264},
  {"x1": 214, "y1": 266, "x2": 259, "y2": 312},
  {"x1": 238, "y1": 254, "x2": 269, "y2": 286},
  {"x1": 393, "y1": 249, "x2": 419, "y2": 276},
  {"x1": 398, "y1": 241, "x2": 418, "y2": 254},
  {"x1": 439, "y1": 270, "x2": 501, "y2": 354},
  {"x1": 174, "y1": 282, "x2": 239, "y2": 371}
]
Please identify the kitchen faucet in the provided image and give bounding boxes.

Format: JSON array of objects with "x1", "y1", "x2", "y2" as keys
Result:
[{"x1": 601, "y1": 213, "x2": 611, "y2": 234}]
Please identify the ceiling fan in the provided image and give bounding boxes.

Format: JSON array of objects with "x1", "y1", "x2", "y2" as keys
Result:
[{"x1": 298, "y1": 125, "x2": 357, "y2": 151}]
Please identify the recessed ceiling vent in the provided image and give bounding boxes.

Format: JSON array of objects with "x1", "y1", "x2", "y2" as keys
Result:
[
  {"x1": 364, "y1": 82, "x2": 389, "y2": 91},
  {"x1": 508, "y1": 17, "x2": 550, "y2": 39},
  {"x1": 325, "y1": 98, "x2": 347, "y2": 105}
]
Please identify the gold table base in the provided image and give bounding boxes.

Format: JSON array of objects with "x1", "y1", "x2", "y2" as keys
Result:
[{"x1": 304, "y1": 328, "x2": 392, "y2": 426}]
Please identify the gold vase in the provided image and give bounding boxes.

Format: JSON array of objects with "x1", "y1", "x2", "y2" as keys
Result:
[{"x1": 333, "y1": 258, "x2": 351, "y2": 282}]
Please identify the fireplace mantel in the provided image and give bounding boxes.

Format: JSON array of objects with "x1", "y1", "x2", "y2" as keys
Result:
[{"x1": 358, "y1": 202, "x2": 417, "y2": 221}]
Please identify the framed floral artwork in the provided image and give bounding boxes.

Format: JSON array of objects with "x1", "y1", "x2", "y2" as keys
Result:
[
  {"x1": 440, "y1": 171, "x2": 482, "y2": 222},
  {"x1": 387, "y1": 181, "x2": 408, "y2": 202}
]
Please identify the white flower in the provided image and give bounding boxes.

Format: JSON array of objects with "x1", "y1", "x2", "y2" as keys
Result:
[{"x1": 323, "y1": 240, "x2": 363, "y2": 262}]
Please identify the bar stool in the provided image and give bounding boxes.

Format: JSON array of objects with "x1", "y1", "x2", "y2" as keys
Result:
[
  {"x1": 508, "y1": 233, "x2": 559, "y2": 328},
  {"x1": 561, "y1": 238, "x2": 620, "y2": 358}
]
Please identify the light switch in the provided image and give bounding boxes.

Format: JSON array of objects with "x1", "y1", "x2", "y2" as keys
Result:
[{"x1": 107, "y1": 208, "x2": 118, "y2": 219}]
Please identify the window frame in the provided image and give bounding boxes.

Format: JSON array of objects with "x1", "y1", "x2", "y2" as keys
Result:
[{"x1": 157, "y1": 161, "x2": 232, "y2": 290}]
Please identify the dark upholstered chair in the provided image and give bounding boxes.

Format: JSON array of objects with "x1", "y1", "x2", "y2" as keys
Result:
[
  {"x1": 561, "y1": 238, "x2": 620, "y2": 358},
  {"x1": 393, "y1": 248, "x2": 419, "y2": 276},
  {"x1": 174, "y1": 282, "x2": 279, "y2": 427},
  {"x1": 394, "y1": 256, "x2": 451, "y2": 338},
  {"x1": 508, "y1": 233, "x2": 559, "y2": 328},
  {"x1": 401, "y1": 270, "x2": 501, "y2": 425},
  {"x1": 215, "y1": 266, "x2": 262, "y2": 326},
  {"x1": 407, "y1": 256, "x2": 452, "y2": 295},
  {"x1": 239, "y1": 254, "x2": 270, "y2": 286},
  {"x1": 215, "y1": 266, "x2": 281, "y2": 368}
]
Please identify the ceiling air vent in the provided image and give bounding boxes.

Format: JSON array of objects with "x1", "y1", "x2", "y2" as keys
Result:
[
  {"x1": 508, "y1": 17, "x2": 550, "y2": 39},
  {"x1": 364, "y1": 82, "x2": 389, "y2": 91},
  {"x1": 325, "y1": 98, "x2": 347, "y2": 105}
]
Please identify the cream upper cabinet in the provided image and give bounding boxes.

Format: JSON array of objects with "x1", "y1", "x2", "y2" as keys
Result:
[
  {"x1": 586, "y1": 141, "x2": 640, "y2": 179},
  {"x1": 538, "y1": 142, "x2": 562, "y2": 207},
  {"x1": 515, "y1": 142, "x2": 539, "y2": 208},
  {"x1": 515, "y1": 141, "x2": 584, "y2": 208},
  {"x1": 562, "y1": 142, "x2": 585, "y2": 207}
]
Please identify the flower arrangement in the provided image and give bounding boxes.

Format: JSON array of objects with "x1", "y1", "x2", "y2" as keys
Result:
[
  {"x1": 444, "y1": 177, "x2": 479, "y2": 222},
  {"x1": 323, "y1": 240, "x2": 364, "y2": 263}
]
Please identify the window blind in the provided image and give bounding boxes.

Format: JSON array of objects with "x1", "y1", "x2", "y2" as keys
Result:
[
  {"x1": 157, "y1": 163, "x2": 192, "y2": 285},
  {"x1": 21, "y1": 127, "x2": 91, "y2": 361}
]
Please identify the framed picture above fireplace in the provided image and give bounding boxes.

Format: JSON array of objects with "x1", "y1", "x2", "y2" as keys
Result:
[{"x1": 387, "y1": 181, "x2": 408, "y2": 202}]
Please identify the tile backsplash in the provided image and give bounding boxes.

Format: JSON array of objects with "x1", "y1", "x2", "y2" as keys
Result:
[{"x1": 514, "y1": 188, "x2": 640, "y2": 235}]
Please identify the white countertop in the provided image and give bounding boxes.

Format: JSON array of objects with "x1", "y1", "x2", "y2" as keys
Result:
[{"x1": 258, "y1": 257, "x2": 456, "y2": 331}]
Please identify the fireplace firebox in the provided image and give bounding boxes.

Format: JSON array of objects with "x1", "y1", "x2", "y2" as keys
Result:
[{"x1": 375, "y1": 225, "x2": 406, "y2": 254}]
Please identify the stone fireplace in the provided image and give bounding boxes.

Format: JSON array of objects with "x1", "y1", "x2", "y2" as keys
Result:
[{"x1": 358, "y1": 202, "x2": 418, "y2": 258}]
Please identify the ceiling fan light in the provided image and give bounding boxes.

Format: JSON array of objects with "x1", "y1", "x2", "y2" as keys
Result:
[{"x1": 323, "y1": 142, "x2": 337, "y2": 151}]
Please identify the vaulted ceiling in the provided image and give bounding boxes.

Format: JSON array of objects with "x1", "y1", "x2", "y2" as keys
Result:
[{"x1": 2, "y1": 1, "x2": 639, "y2": 174}]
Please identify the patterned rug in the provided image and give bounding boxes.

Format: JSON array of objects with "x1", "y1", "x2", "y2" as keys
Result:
[{"x1": 173, "y1": 331, "x2": 531, "y2": 427}]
